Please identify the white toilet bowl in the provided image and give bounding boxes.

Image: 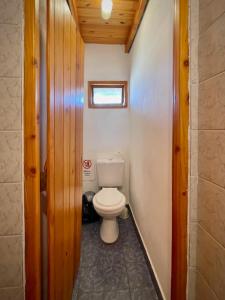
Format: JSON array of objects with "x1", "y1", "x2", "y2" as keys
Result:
[{"x1": 93, "y1": 188, "x2": 126, "y2": 243}]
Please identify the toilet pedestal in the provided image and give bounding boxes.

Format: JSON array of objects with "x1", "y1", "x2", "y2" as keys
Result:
[{"x1": 100, "y1": 217, "x2": 119, "y2": 243}]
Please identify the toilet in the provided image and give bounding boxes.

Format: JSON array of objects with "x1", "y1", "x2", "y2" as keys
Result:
[{"x1": 93, "y1": 157, "x2": 126, "y2": 243}]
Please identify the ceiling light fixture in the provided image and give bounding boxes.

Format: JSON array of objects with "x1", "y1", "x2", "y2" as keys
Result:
[{"x1": 101, "y1": 0, "x2": 113, "y2": 20}]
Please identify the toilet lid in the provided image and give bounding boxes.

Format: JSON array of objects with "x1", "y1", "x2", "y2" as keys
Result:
[{"x1": 95, "y1": 188, "x2": 125, "y2": 207}]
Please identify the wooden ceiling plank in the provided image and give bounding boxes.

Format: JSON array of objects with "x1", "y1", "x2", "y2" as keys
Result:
[
  {"x1": 84, "y1": 36, "x2": 126, "y2": 44},
  {"x1": 82, "y1": 31, "x2": 128, "y2": 39},
  {"x1": 125, "y1": 0, "x2": 148, "y2": 52},
  {"x1": 78, "y1": 8, "x2": 135, "y2": 19},
  {"x1": 77, "y1": 0, "x2": 138, "y2": 11},
  {"x1": 79, "y1": 17, "x2": 133, "y2": 26},
  {"x1": 81, "y1": 32, "x2": 129, "y2": 37},
  {"x1": 81, "y1": 24, "x2": 130, "y2": 33},
  {"x1": 76, "y1": 0, "x2": 147, "y2": 46}
]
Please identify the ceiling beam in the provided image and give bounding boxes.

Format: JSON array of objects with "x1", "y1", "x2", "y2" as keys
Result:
[{"x1": 125, "y1": 0, "x2": 149, "y2": 53}]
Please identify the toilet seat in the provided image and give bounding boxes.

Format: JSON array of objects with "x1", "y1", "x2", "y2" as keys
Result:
[
  {"x1": 93, "y1": 188, "x2": 126, "y2": 213},
  {"x1": 95, "y1": 188, "x2": 124, "y2": 206}
]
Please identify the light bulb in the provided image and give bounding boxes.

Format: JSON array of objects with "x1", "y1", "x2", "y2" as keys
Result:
[{"x1": 101, "y1": 0, "x2": 113, "y2": 20}]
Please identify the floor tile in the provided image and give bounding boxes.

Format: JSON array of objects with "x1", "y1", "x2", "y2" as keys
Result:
[
  {"x1": 73, "y1": 218, "x2": 158, "y2": 300},
  {"x1": 130, "y1": 287, "x2": 158, "y2": 300},
  {"x1": 79, "y1": 265, "x2": 105, "y2": 293},
  {"x1": 77, "y1": 291, "x2": 104, "y2": 300},
  {"x1": 103, "y1": 262, "x2": 129, "y2": 291},
  {"x1": 126, "y1": 262, "x2": 153, "y2": 289},
  {"x1": 104, "y1": 289, "x2": 131, "y2": 300},
  {"x1": 123, "y1": 240, "x2": 146, "y2": 264}
]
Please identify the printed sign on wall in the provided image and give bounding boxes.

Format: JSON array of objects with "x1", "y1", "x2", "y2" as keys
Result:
[{"x1": 83, "y1": 159, "x2": 95, "y2": 181}]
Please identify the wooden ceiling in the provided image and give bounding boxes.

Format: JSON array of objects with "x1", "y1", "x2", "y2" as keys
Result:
[{"x1": 71, "y1": 0, "x2": 148, "y2": 52}]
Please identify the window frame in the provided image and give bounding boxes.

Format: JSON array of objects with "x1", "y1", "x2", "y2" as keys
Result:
[{"x1": 88, "y1": 81, "x2": 128, "y2": 109}]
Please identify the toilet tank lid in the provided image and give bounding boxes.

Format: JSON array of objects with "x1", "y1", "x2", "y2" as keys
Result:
[{"x1": 97, "y1": 158, "x2": 124, "y2": 164}]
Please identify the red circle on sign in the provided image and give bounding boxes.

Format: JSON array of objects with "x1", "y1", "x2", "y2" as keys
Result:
[{"x1": 83, "y1": 160, "x2": 92, "y2": 169}]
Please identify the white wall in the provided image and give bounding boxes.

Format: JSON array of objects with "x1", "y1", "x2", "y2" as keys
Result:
[
  {"x1": 129, "y1": 1, "x2": 173, "y2": 299},
  {"x1": 83, "y1": 44, "x2": 130, "y2": 200}
]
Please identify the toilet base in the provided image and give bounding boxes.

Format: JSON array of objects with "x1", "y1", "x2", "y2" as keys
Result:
[{"x1": 100, "y1": 217, "x2": 119, "y2": 243}]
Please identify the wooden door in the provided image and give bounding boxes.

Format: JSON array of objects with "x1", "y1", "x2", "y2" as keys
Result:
[{"x1": 47, "y1": 0, "x2": 84, "y2": 299}]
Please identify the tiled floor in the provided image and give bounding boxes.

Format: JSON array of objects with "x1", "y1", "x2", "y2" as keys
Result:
[{"x1": 72, "y1": 217, "x2": 158, "y2": 300}]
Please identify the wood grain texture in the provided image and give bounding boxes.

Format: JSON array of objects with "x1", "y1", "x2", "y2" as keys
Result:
[
  {"x1": 68, "y1": 0, "x2": 80, "y2": 30},
  {"x1": 74, "y1": 30, "x2": 84, "y2": 278},
  {"x1": 24, "y1": 0, "x2": 41, "y2": 299},
  {"x1": 171, "y1": 0, "x2": 189, "y2": 299},
  {"x1": 47, "y1": 0, "x2": 84, "y2": 299},
  {"x1": 125, "y1": 0, "x2": 148, "y2": 52},
  {"x1": 76, "y1": 0, "x2": 139, "y2": 45}
]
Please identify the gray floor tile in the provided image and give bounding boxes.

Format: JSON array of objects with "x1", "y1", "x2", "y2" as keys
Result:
[
  {"x1": 126, "y1": 262, "x2": 153, "y2": 289},
  {"x1": 79, "y1": 265, "x2": 105, "y2": 293},
  {"x1": 98, "y1": 245, "x2": 124, "y2": 267},
  {"x1": 123, "y1": 240, "x2": 146, "y2": 264},
  {"x1": 104, "y1": 289, "x2": 131, "y2": 300},
  {"x1": 80, "y1": 243, "x2": 100, "y2": 268},
  {"x1": 130, "y1": 287, "x2": 158, "y2": 300},
  {"x1": 103, "y1": 262, "x2": 129, "y2": 291},
  {"x1": 73, "y1": 218, "x2": 158, "y2": 300},
  {"x1": 77, "y1": 291, "x2": 104, "y2": 300}
]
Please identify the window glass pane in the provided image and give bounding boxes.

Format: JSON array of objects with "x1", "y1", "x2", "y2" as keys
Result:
[{"x1": 93, "y1": 87, "x2": 123, "y2": 105}]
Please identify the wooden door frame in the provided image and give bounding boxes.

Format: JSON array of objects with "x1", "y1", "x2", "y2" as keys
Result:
[
  {"x1": 24, "y1": 0, "x2": 41, "y2": 299},
  {"x1": 23, "y1": 0, "x2": 189, "y2": 298},
  {"x1": 171, "y1": 0, "x2": 189, "y2": 299}
]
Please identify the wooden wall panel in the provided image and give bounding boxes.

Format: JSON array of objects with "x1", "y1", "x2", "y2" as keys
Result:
[
  {"x1": 47, "y1": 0, "x2": 84, "y2": 299},
  {"x1": 171, "y1": 0, "x2": 189, "y2": 299},
  {"x1": 24, "y1": 0, "x2": 41, "y2": 299},
  {"x1": 74, "y1": 31, "x2": 84, "y2": 274}
]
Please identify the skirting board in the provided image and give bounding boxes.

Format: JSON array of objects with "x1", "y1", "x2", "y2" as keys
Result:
[{"x1": 128, "y1": 205, "x2": 165, "y2": 300}]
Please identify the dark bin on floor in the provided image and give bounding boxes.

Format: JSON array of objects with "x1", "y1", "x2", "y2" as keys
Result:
[{"x1": 82, "y1": 191, "x2": 100, "y2": 224}]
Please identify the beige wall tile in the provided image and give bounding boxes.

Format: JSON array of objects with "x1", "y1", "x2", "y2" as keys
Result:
[
  {"x1": 199, "y1": 0, "x2": 225, "y2": 35},
  {"x1": 0, "y1": 132, "x2": 21, "y2": 183},
  {"x1": 199, "y1": 73, "x2": 225, "y2": 129},
  {"x1": 0, "y1": 0, "x2": 24, "y2": 295},
  {"x1": 199, "y1": 14, "x2": 225, "y2": 82},
  {"x1": 197, "y1": 225, "x2": 225, "y2": 299},
  {"x1": 189, "y1": 0, "x2": 199, "y2": 85},
  {"x1": 189, "y1": 222, "x2": 198, "y2": 267},
  {"x1": 0, "y1": 78, "x2": 21, "y2": 130},
  {"x1": 0, "y1": 25, "x2": 22, "y2": 77},
  {"x1": 190, "y1": 176, "x2": 198, "y2": 222},
  {"x1": 198, "y1": 178, "x2": 225, "y2": 248},
  {"x1": 0, "y1": 287, "x2": 24, "y2": 300},
  {"x1": 187, "y1": 267, "x2": 197, "y2": 300},
  {"x1": 190, "y1": 83, "x2": 198, "y2": 129},
  {"x1": 0, "y1": 183, "x2": 22, "y2": 235},
  {"x1": 190, "y1": 39, "x2": 199, "y2": 85},
  {"x1": 196, "y1": 271, "x2": 218, "y2": 300},
  {"x1": 190, "y1": 130, "x2": 198, "y2": 176},
  {"x1": 0, "y1": 0, "x2": 22, "y2": 25},
  {"x1": 0, "y1": 236, "x2": 23, "y2": 288},
  {"x1": 199, "y1": 130, "x2": 225, "y2": 188}
]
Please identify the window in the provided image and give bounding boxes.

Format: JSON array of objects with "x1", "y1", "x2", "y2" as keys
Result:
[{"x1": 88, "y1": 81, "x2": 128, "y2": 108}]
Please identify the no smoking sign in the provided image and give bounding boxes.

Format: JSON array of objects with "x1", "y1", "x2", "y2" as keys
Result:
[
  {"x1": 82, "y1": 160, "x2": 92, "y2": 169},
  {"x1": 83, "y1": 159, "x2": 94, "y2": 180}
]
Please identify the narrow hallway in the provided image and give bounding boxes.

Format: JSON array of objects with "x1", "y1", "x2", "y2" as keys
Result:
[{"x1": 73, "y1": 217, "x2": 159, "y2": 300}]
